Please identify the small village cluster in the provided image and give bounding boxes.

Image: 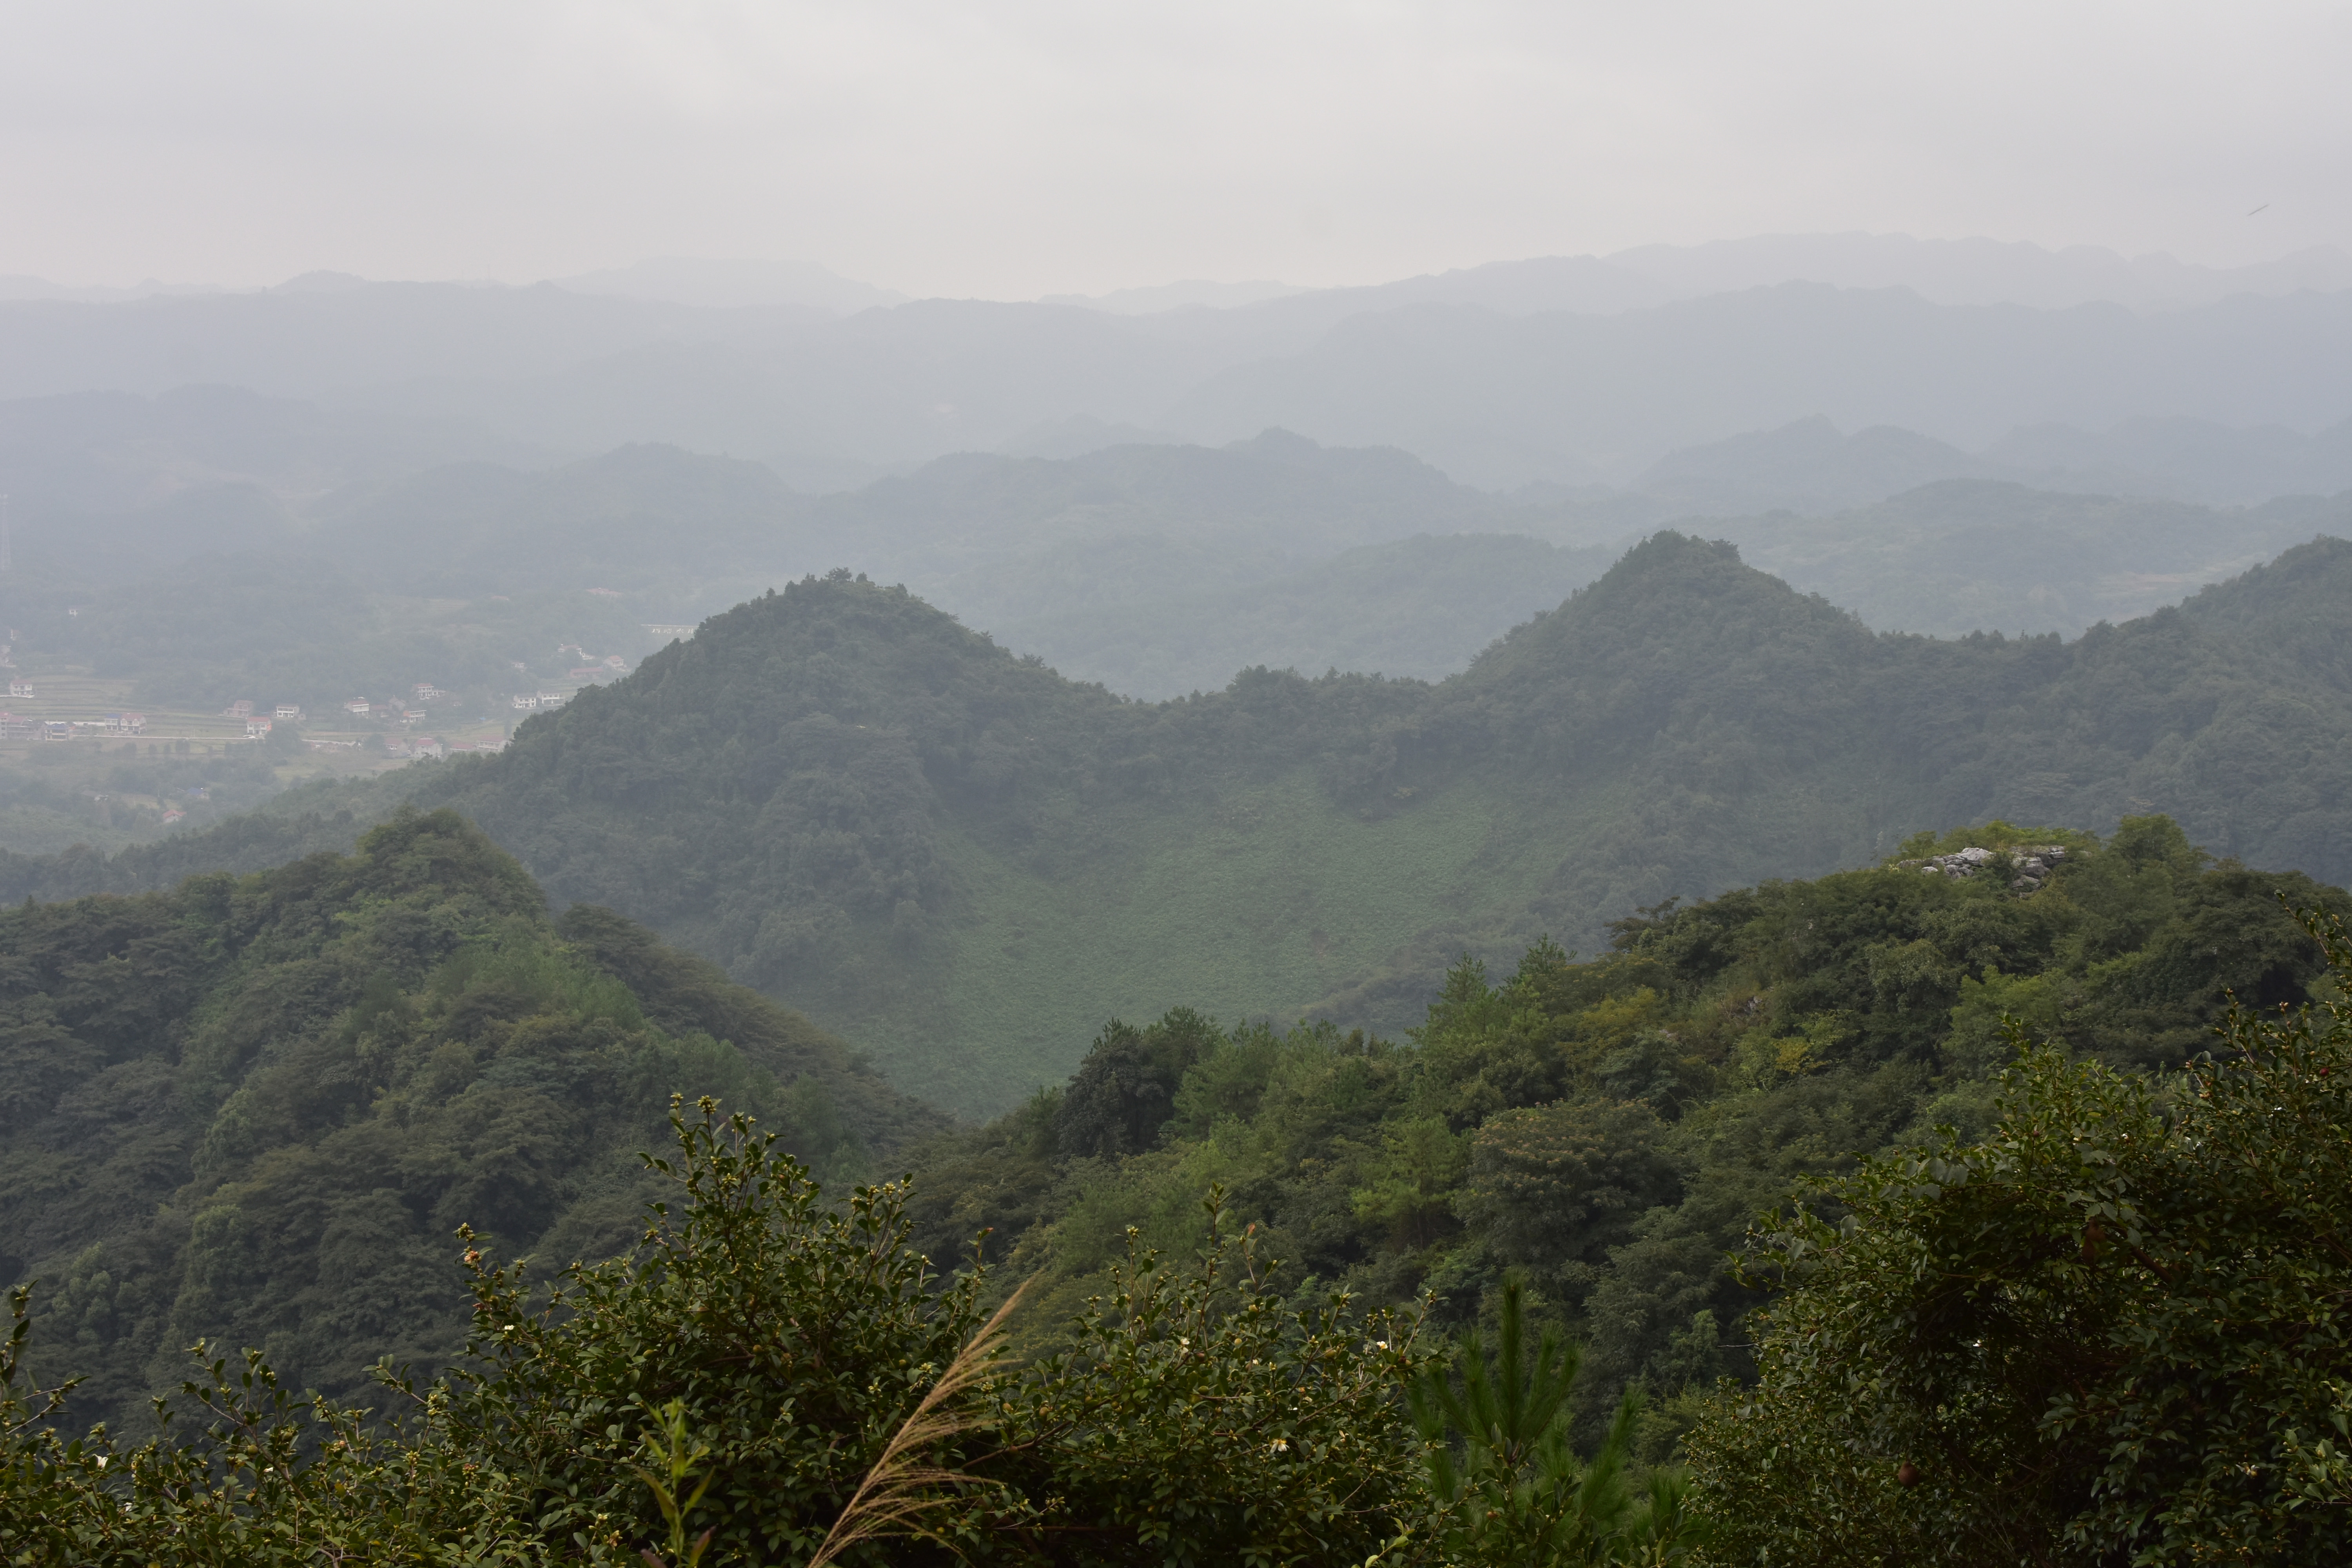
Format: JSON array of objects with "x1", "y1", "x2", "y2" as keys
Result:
[
  {"x1": 286, "y1": 684, "x2": 512, "y2": 759},
  {"x1": 0, "y1": 677, "x2": 147, "y2": 741},
  {"x1": 0, "y1": 636, "x2": 633, "y2": 756}
]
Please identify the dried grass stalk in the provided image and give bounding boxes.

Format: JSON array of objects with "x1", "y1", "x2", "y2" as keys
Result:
[{"x1": 805, "y1": 1280, "x2": 1028, "y2": 1568}]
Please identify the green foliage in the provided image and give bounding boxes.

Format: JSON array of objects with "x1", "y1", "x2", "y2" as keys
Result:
[
  {"x1": 0, "y1": 1099, "x2": 1454, "y2": 1566},
  {"x1": 997, "y1": 1191, "x2": 1439, "y2": 1566},
  {"x1": 0, "y1": 806, "x2": 939, "y2": 1437},
  {"x1": 1056, "y1": 1010, "x2": 1224, "y2": 1159},
  {"x1": 441, "y1": 1098, "x2": 984, "y2": 1564},
  {"x1": 1684, "y1": 907, "x2": 2352, "y2": 1565},
  {"x1": 906, "y1": 816, "x2": 2348, "y2": 1470},
  {"x1": 1410, "y1": 1277, "x2": 1703, "y2": 1565},
  {"x1": 0, "y1": 1281, "x2": 538, "y2": 1566},
  {"x1": 9, "y1": 823, "x2": 2352, "y2": 1562},
  {"x1": 628, "y1": 1401, "x2": 718, "y2": 1568}
]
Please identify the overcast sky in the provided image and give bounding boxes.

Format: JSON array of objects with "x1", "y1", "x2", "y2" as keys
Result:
[{"x1": 5, "y1": 1, "x2": 2346, "y2": 299}]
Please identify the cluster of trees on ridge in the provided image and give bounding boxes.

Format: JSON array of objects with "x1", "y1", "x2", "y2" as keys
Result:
[{"x1": 5, "y1": 805, "x2": 2350, "y2": 1561}]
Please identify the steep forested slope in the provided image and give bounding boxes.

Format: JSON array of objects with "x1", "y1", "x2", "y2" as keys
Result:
[
  {"x1": 353, "y1": 532, "x2": 2352, "y2": 1112},
  {"x1": 6, "y1": 813, "x2": 2344, "y2": 1568},
  {"x1": 903, "y1": 816, "x2": 2347, "y2": 1453},
  {"x1": 0, "y1": 808, "x2": 939, "y2": 1436}
]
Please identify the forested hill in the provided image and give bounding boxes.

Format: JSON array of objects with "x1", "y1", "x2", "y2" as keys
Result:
[
  {"x1": 368, "y1": 530, "x2": 2352, "y2": 1112},
  {"x1": 0, "y1": 808, "x2": 942, "y2": 1436},
  {"x1": 904, "y1": 814, "x2": 2348, "y2": 1454}
]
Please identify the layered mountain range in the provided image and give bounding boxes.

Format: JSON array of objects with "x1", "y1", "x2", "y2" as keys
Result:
[{"x1": 20, "y1": 528, "x2": 2351, "y2": 1114}]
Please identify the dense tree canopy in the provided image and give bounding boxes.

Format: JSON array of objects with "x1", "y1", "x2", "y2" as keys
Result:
[
  {"x1": 1685, "y1": 911, "x2": 2352, "y2": 1564},
  {"x1": 0, "y1": 808, "x2": 936, "y2": 1437},
  {"x1": 904, "y1": 816, "x2": 2347, "y2": 1456},
  {"x1": 4, "y1": 812, "x2": 2348, "y2": 1563}
]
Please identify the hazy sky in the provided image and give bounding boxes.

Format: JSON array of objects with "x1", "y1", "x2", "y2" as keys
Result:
[{"x1": 5, "y1": 1, "x2": 2346, "y2": 298}]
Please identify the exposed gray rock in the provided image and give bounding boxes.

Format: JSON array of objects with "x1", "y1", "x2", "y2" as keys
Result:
[{"x1": 1894, "y1": 842, "x2": 2068, "y2": 893}]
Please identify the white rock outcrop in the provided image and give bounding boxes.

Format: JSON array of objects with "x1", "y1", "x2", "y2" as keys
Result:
[{"x1": 1894, "y1": 843, "x2": 2068, "y2": 893}]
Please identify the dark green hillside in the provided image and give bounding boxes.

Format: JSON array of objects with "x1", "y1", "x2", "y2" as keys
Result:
[
  {"x1": 904, "y1": 817, "x2": 2348, "y2": 1450},
  {"x1": 377, "y1": 533, "x2": 2352, "y2": 1113},
  {"x1": 0, "y1": 806, "x2": 939, "y2": 1435},
  {"x1": 5, "y1": 815, "x2": 2345, "y2": 1568}
]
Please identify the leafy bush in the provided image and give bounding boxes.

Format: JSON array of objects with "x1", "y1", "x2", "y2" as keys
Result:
[
  {"x1": 439, "y1": 1098, "x2": 985, "y2": 1565},
  {"x1": 1685, "y1": 907, "x2": 2352, "y2": 1564}
]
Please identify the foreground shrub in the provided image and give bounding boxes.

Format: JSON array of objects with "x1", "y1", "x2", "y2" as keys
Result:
[{"x1": 1686, "y1": 908, "x2": 2352, "y2": 1566}]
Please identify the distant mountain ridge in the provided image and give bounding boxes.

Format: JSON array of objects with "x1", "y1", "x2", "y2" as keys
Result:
[
  {"x1": 5, "y1": 428, "x2": 2338, "y2": 732},
  {"x1": 1040, "y1": 236, "x2": 2352, "y2": 332},
  {"x1": 6, "y1": 256, "x2": 2352, "y2": 493}
]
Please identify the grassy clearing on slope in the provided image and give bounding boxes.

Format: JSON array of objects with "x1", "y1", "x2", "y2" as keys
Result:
[{"x1": 898, "y1": 772, "x2": 1586, "y2": 1115}]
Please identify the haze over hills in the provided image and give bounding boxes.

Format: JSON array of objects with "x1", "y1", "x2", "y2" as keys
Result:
[
  {"x1": 6, "y1": 238, "x2": 2352, "y2": 494},
  {"x1": 325, "y1": 283, "x2": 2352, "y2": 490},
  {"x1": 548, "y1": 256, "x2": 909, "y2": 313},
  {"x1": 7, "y1": 236, "x2": 2352, "y2": 971},
  {"x1": 7, "y1": 425, "x2": 2338, "y2": 732},
  {"x1": 27, "y1": 530, "x2": 2352, "y2": 1116},
  {"x1": 1162, "y1": 285, "x2": 2352, "y2": 487},
  {"x1": 1060, "y1": 235, "x2": 2352, "y2": 344},
  {"x1": 1637, "y1": 414, "x2": 2352, "y2": 511}
]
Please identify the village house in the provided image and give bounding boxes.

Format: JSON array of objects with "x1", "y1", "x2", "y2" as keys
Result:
[
  {"x1": 7, "y1": 679, "x2": 31, "y2": 699},
  {"x1": 0, "y1": 712, "x2": 33, "y2": 739},
  {"x1": 226, "y1": 700, "x2": 255, "y2": 718},
  {"x1": 345, "y1": 698, "x2": 371, "y2": 716},
  {"x1": 162, "y1": 807, "x2": 186, "y2": 825},
  {"x1": 245, "y1": 717, "x2": 273, "y2": 739},
  {"x1": 535, "y1": 690, "x2": 568, "y2": 707},
  {"x1": 412, "y1": 682, "x2": 444, "y2": 702},
  {"x1": 512, "y1": 692, "x2": 539, "y2": 710},
  {"x1": 105, "y1": 713, "x2": 146, "y2": 735},
  {"x1": 274, "y1": 704, "x2": 303, "y2": 722}
]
